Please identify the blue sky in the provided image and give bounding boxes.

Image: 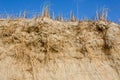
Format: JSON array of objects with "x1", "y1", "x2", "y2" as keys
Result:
[{"x1": 0, "y1": 0, "x2": 120, "y2": 22}]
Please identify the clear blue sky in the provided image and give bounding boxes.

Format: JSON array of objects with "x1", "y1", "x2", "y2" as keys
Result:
[{"x1": 0, "y1": 0, "x2": 120, "y2": 22}]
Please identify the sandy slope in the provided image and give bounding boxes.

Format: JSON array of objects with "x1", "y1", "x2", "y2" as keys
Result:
[{"x1": 0, "y1": 18, "x2": 120, "y2": 80}]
